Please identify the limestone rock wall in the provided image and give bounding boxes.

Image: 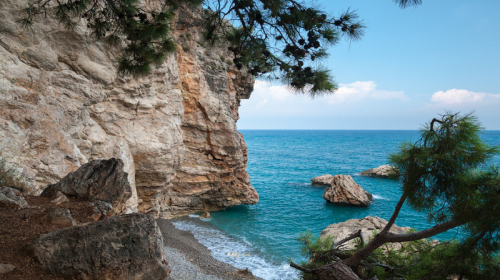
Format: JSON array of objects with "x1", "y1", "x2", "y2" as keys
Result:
[{"x1": 0, "y1": 0, "x2": 258, "y2": 217}]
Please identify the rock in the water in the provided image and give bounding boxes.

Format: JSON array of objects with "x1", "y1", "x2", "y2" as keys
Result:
[
  {"x1": 41, "y1": 159, "x2": 131, "y2": 216},
  {"x1": 40, "y1": 207, "x2": 77, "y2": 227},
  {"x1": 360, "y1": 165, "x2": 398, "y2": 178},
  {"x1": 320, "y1": 216, "x2": 411, "y2": 250},
  {"x1": 0, "y1": 263, "x2": 16, "y2": 274},
  {"x1": 50, "y1": 191, "x2": 69, "y2": 204},
  {"x1": 311, "y1": 175, "x2": 334, "y2": 186},
  {"x1": 0, "y1": 187, "x2": 28, "y2": 209},
  {"x1": 30, "y1": 213, "x2": 170, "y2": 280},
  {"x1": 322, "y1": 175, "x2": 373, "y2": 207},
  {"x1": 199, "y1": 211, "x2": 210, "y2": 218}
]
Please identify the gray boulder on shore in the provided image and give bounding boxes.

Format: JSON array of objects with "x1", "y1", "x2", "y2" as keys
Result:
[
  {"x1": 322, "y1": 175, "x2": 373, "y2": 207},
  {"x1": 41, "y1": 158, "x2": 132, "y2": 216},
  {"x1": 360, "y1": 165, "x2": 398, "y2": 178},
  {"x1": 30, "y1": 213, "x2": 170, "y2": 280}
]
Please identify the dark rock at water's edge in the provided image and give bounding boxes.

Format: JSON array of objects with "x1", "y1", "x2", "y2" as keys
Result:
[
  {"x1": 360, "y1": 165, "x2": 398, "y2": 178},
  {"x1": 30, "y1": 213, "x2": 170, "y2": 280},
  {"x1": 322, "y1": 175, "x2": 373, "y2": 207},
  {"x1": 311, "y1": 175, "x2": 335, "y2": 186},
  {"x1": 41, "y1": 158, "x2": 132, "y2": 216}
]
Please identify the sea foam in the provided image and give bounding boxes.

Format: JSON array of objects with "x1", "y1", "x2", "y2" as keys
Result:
[{"x1": 173, "y1": 219, "x2": 300, "y2": 280}]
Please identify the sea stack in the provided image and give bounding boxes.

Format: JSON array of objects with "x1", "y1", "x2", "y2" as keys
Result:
[{"x1": 322, "y1": 175, "x2": 373, "y2": 207}]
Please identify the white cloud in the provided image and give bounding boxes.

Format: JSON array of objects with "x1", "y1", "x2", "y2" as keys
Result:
[
  {"x1": 252, "y1": 80, "x2": 408, "y2": 105},
  {"x1": 256, "y1": 99, "x2": 268, "y2": 107},
  {"x1": 327, "y1": 81, "x2": 408, "y2": 104},
  {"x1": 431, "y1": 89, "x2": 488, "y2": 104}
]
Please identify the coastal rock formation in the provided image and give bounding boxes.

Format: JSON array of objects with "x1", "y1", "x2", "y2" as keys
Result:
[
  {"x1": 41, "y1": 159, "x2": 132, "y2": 216},
  {"x1": 0, "y1": 186, "x2": 28, "y2": 209},
  {"x1": 322, "y1": 175, "x2": 373, "y2": 207},
  {"x1": 30, "y1": 213, "x2": 170, "y2": 279},
  {"x1": 0, "y1": 1, "x2": 257, "y2": 217},
  {"x1": 360, "y1": 165, "x2": 398, "y2": 178},
  {"x1": 320, "y1": 216, "x2": 411, "y2": 250},
  {"x1": 311, "y1": 175, "x2": 334, "y2": 186}
]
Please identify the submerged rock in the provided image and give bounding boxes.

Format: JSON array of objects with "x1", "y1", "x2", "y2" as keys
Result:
[
  {"x1": 30, "y1": 213, "x2": 170, "y2": 279},
  {"x1": 0, "y1": 187, "x2": 28, "y2": 209},
  {"x1": 0, "y1": 263, "x2": 16, "y2": 274},
  {"x1": 322, "y1": 175, "x2": 373, "y2": 207},
  {"x1": 320, "y1": 216, "x2": 411, "y2": 250},
  {"x1": 41, "y1": 159, "x2": 132, "y2": 216},
  {"x1": 360, "y1": 165, "x2": 398, "y2": 178},
  {"x1": 311, "y1": 175, "x2": 334, "y2": 186}
]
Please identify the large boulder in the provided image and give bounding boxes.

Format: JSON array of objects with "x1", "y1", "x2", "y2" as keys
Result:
[
  {"x1": 30, "y1": 213, "x2": 170, "y2": 280},
  {"x1": 320, "y1": 216, "x2": 411, "y2": 250},
  {"x1": 41, "y1": 158, "x2": 132, "y2": 216},
  {"x1": 311, "y1": 175, "x2": 334, "y2": 186},
  {"x1": 360, "y1": 165, "x2": 398, "y2": 178},
  {"x1": 322, "y1": 175, "x2": 372, "y2": 207},
  {"x1": 0, "y1": 186, "x2": 28, "y2": 209}
]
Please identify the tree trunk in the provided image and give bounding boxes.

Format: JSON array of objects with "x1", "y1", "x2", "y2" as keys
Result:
[{"x1": 315, "y1": 262, "x2": 362, "y2": 280}]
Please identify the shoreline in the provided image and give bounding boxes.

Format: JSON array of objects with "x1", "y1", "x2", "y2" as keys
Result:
[{"x1": 157, "y1": 219, "x2": 264, "y2": 280}]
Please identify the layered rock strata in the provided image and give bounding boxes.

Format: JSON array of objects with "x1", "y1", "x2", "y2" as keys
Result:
[
  {"x1": 322, "y1": 175, "x2": 373, "y2": 207},
  {"x1": 0, "y1": 1, "x2": 257, "y2": 217}
]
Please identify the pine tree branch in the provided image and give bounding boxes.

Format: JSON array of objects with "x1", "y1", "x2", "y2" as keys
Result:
[{"x1": 290, "y1": 262, "x2": 316, "y2": 273}]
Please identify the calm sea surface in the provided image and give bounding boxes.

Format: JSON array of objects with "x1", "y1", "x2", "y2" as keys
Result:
[{"x1": 173, "y1": 130, "x2": 500, "y2": 279}]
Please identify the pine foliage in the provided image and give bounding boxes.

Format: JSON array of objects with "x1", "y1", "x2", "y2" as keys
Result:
[{"x1": 20, "y1": 0, "x2": 421, "y2": 95}]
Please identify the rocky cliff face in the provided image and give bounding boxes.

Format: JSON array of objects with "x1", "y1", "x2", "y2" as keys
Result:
[{"x1": 0, "y1": 0, "x2": 258, "y2": 218}]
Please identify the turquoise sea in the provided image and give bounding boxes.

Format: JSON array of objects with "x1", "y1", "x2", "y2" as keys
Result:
[{"x1": 173, "y1": 130, "x2": 500, "y2": 280}]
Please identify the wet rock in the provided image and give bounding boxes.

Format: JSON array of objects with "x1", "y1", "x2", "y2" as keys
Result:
[
  {"x1": 0, "y1": 263, "x2": 16, "y2": 274},
  {"x1": 40, "y1": 207, "x2": 77, "y2": 227},
  {"x1": 30, "y1": 213, "x2": 170, "y2": 280},
  {"x1": 0, "y1": 187, "x2": 28, "y2": 209},
  {"x1": 320, "y1": 216, "x2": 411, "y2": 250},
  {"x1": 311, "y1": 175, "x2": 334, "y2": 186},
  {"x1": 199, "y1": 211, "x2": 211, "y2": 218},
  {"x1": 360, "y1": 165, "x2": 398, "y2": 178},
  {"x1": 41, "y1": 159, "x2": 132, "y2": 216},
  {"x1": 322, "y1": 175, "x2": 373, "y2": 207}
]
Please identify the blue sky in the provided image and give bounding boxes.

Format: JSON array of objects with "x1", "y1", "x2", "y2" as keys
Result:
[{"x1": 238, "y1": 0, "x2": 500, "y2": 130}]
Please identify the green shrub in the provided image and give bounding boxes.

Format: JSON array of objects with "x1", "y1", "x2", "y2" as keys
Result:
[
  {"x1": 226, "y1": 60, "x2": 233, "y2": 65},
  {"x1": 220, "y1": 55, "x2": 225, "y2": 61},
  {"x1": 186, "y1": 33, "x2": 192, "y2": 38},
  {"x1": 182, "y1": 44, "x2": 190, "y2": 52}
]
